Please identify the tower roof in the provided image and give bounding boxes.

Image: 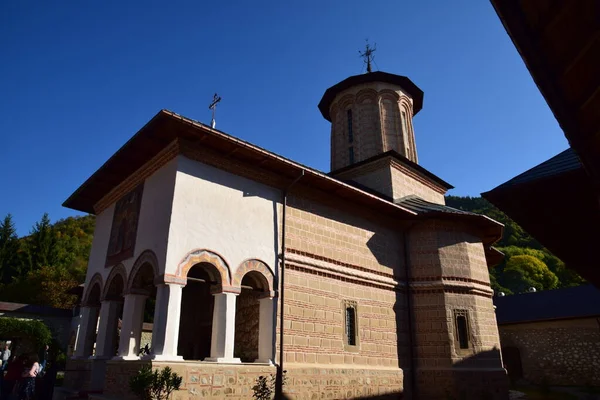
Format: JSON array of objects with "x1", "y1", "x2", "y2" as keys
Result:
[{"x1": 318, "y1": 71, "x2": 424, "y2": 121}]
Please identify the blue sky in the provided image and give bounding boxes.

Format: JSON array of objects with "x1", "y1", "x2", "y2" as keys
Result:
[{"x1": 0, "y1": 1, "x2": 567, "y2": 236}]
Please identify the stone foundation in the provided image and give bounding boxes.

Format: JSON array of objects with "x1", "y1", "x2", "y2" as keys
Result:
[
  {"x1": 92, "y1": 360, "x2": 404, "y2": 399},
  {"x1": 63, "y1": 358, "x2": 93, "y2": 392},
  {"x1": 284, "y1": 365, "x2": 404, "y2": 399},
  {"x1": 416, "y1": 368, "x2": 509, "y2": 400}
]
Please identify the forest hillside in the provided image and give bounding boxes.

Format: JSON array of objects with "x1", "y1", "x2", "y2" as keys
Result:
[{"x1": 0, "y1": 197, "x2": 584, "y2": 308}]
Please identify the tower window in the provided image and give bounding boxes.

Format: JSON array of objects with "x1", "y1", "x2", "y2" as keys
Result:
[
  {"x1": 400, "y1": 111, "x2": 409, "y2": 136},
  {"x1": 347, "y1": 109, "x2": 353, "y2": 143},
  {"x1": 348, "y1": 147, "x2": 354, "y2": 164},
  {"x1": 454, "y1": 310, "x2": 470, "y2": 350}
]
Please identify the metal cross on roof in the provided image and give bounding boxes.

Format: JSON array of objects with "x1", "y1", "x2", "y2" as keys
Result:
[
  {"x1": 208, "y1": 93, "x2": 221, "y2": 129},
  {"x1": 359, "y1": 41, "x2": 377, "y2": 73}
]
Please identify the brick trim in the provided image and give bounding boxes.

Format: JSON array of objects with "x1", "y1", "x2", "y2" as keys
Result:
[
  {"x1": 410, "y1": 275, "x2": 491, "y2": 288},
  {"x1": 411, "y1": 288, "x2": 493, "y2": 299},
  {"x1": 287, "y1": 248, "x2": 396, "y2": 279},
  {"x1": 286, "y1": 263, "x2": 401, "y2": 293},
  {"x1": 176, "y1": 248, "x2": 231, "y2": 286},
  {"x1": 232, "y1": 259, "x2": 275, "y2": 292}
]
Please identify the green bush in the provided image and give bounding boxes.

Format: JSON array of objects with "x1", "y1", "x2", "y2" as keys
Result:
[
  {"x1": 129, "y1": 365, "x2": 182, "y2": 400},
  {"x1": 0, "y1": 317, "x2": 52, "y2": 348}
]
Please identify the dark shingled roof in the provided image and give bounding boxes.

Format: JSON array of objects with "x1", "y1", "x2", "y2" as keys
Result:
[
  {"x1": 395, "y1": 196, "x2": 479, "y2": 216},
  {"x1": 491, "y1": 149, "x2": 582, "y2": 191},
  {"x1": 318, "y1": 71, "x2": 424, "y2": 121},
  {"x1": 493, "y1": 284, "x2": 600, "y2": 324}
]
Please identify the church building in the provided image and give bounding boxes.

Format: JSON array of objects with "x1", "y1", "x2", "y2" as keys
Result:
[{"x1": 63, "y1": 68, "x2": 509, "y2": 399}]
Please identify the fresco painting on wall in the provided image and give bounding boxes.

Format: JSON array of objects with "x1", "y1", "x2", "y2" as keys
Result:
[{"x1": 105, "y1": 184, "x2": 144, "y2": 267}]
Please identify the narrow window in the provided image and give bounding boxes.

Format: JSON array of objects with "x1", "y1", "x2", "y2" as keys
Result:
[
  {"x1": 345, "y1": 307, "x2": 356, "y2": 346},
  {"x1": 349, "y1": 147, "x2": 354, "y2": 164},
  {"x1": 347, "y1": 109, "x2": 353, "y2": 143},
  {"x1": 455, "y1": 312, "x2": 469, "y2": 349},
  {"x1": 400, "y1": 111, "x2": 408, "y2": 136}
]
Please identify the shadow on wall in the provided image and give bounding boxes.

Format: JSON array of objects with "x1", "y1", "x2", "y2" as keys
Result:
[{"x1": 449, "y1": 348, "x2": 508, "y2": 400}]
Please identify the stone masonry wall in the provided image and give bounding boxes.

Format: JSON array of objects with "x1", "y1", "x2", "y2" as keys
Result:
[
  {"x1": 499, "y1": 318, "x2": 600, "y2": 386},
  {"x1": 408, "y1": 221, "x2": 508, "y2": 399},
  {"x1": 101, "y1": 361, "x2": 403, "y2": 399},
  {"x1": 234, "y1": 289, "x2": 260, "y2": 362}
]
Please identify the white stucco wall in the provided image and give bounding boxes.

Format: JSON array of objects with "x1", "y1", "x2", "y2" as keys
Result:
[
  {"x1": 82, "y1": 158, "x2": 178, "y2": 289},
  {"x1": 84, "y1": 204, "x2": 114, "y2": 286},
  {"x1": 165, "y1": 155, "x2": 281, "y2": 278}
]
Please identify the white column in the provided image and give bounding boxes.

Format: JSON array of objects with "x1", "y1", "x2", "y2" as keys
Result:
[
  {"x1": 94, "y1": 300, "x2": 121, "y2": 358},
  {"x1": 148, "y1": 283, "x2": 184, "y2": 361},
  {"x1": 255, "y1": 296, "x2": 274, "y2": 364},
  {"x1": 74, "y1": 306, "x2": 99, "y2": 358},
  {"x1": 206, "y1": 292, "x2": 241, "y2": 363},
  {"x1": 114, "y1": 293, "x2": 147, "y2": 360}
]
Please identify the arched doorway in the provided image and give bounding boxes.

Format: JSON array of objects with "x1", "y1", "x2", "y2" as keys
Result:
[
  {"x1": 97, "y1": 269, "x2": 125, "y2": 358},
  {"x1": 75, "y1": 277, "x2": 102, "y2": 358},
  {"x1": 178, "y1": 262, "x2": 221, "y2": 360},
  {"x1": 502, "y1": 346, "x2": 523, "y2": 383},
  {"x1": 234, "y1": 271, "x2": 271, "y2": 362},
  {"x1": 118, "y1": 259, "x2": 157, "y2": 359}
]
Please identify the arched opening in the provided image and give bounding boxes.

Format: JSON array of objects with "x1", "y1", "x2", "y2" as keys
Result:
[
  {"x1": 178, "y1": 262, "x2": 221, "y2": 360},
  {"x1": 120, "y1": 261, "x2": 156, "y2": 358},
  {"x1": 502, "y1": 346, "x2": 523, "y2": 384},
  {"x1": 81, "y1": 282, "x2": 102, "y2": 357},
  {"x1": 234, "y1": 271, "x2": 270, "y2": 363},
  {"x1": 130, "y1": 262, "x2": 157, "y2": 322},
  {"x1": 100, "y1": 273, "x2": 125, "y2": 357}
]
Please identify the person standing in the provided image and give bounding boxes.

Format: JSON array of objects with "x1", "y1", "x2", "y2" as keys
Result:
[
  {"x1": 0, "y1": 345, "x2": 10, "y2": 372},
  {"x1": 37, "y1": 345, "x2": 48, "y2": 375},
  {"x1": 19, "y1": 354, "x2": 39, "y2": 400},
  {"x1": 2, "y1": 355, "x2": 22, "y2": 400}
]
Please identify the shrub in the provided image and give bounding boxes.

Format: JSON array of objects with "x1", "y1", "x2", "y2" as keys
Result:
[
  {"x1": 252, "y1": 370, "x2": 286, "y2": 400},
  {"x1": 129, "y1": 365, "x2": 182, "y2": 400},
  {"x1": 0, "y1": 317, "x2": 52, "y2": 348}
]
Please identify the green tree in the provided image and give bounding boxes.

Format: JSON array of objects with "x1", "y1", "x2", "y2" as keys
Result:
[
  {"x1": 502, "y1": 255, "x2": 558, "y2": 293},
  {"x1": 24, "y1": 213, "x2": 58, "y2": 273},
  {"x1": 0, "y1": 214, "x2": 19, "y2": 283}
]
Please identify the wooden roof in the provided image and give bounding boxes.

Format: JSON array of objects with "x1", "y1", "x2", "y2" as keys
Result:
[
  {"x1": 483, "y1": 151, "x2": 600, "y2": 285},
  {"x1": 490, "y1": 0, "x2": 600, "y2": 185}
]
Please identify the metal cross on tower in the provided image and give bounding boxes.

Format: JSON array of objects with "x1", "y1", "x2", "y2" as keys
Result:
[
  {"x1": 359, "y1": 41, "x2": 377, "y2": 73},
  {"x1": 208, "y1": 93, "x2": 222, "y2": 129}
]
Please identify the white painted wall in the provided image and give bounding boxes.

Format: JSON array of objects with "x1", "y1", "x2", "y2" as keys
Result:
[
  {"x1": 84, "y1": 204, "x2": 114, "y2": 286},
  {"x1": 82, "y1": 158, "x2": 178, "y2": 289},
  {"x1": 165, "y1": 155, "x2": 281, "y2": 278}
]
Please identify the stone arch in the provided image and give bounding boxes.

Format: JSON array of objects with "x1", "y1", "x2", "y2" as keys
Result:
[
  {"x1": 126, "y1": 250, "x2": 159, "y2": 294},
  {"x1": 176, "y1": 249, "x2": 231, "y2": 286},
  {"x1": 83, "y1": 273, "x2": 103, "y2": 307},
  {"x1": 336, "y1": 94, "x2": 355, "y2": 111},
  {"x1": 102, "y1": 263, "x2": 127, "y2": 301},
  {"x1": 356, "y1": 88, "x2": 378, "y2": 104},
  {"x1": 378, "y1": 89, "x2": 400, "y2": 102},
  {"x1": 232, "y1": 259, "x2": 275, "y2": 294}
]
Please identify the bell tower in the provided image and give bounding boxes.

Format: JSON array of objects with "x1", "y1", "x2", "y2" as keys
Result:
[
  {"x1": 319, "y1": 71, "x2": 422, "y2": 171},
  {"x1": 319, "y1": 70, "x2": 450, "y2": 205}
]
